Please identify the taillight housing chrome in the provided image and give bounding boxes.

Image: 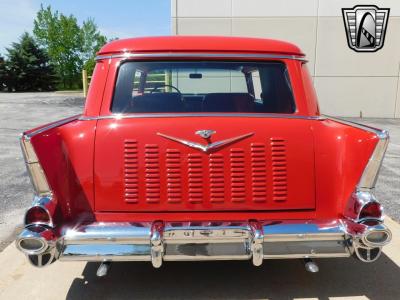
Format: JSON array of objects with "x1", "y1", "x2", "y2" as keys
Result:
[
  {"x1": 359, "y1": 201, "x2": 383, "y2": 221},
  {"x1": 24, "y1": 196, "x2": 56, "y2": 227},
  {"x1": 345, "y1": 190, "x2": 384, "y2": 223},
  {"x1": 20, "y1": 134, "x2": 57, "y2": 227},
  {"x1": 25, "y1": 206, "x2": 51, "y2": 225}
]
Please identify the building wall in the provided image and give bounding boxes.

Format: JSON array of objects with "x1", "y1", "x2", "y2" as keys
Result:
[{"x1": 171, "y1": 0, "x2": 400, "y2": 118}]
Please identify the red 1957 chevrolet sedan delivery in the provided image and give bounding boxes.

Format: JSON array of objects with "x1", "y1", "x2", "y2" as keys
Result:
[{"x1": 16, "y1": 36, "x2": 391, "y2": 275}]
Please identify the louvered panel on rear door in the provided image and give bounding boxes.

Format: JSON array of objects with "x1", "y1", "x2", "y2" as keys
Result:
[
  {"x1": 124, "y1": 140, "x2": 139, "y2": 203},
  {"x1": 166, "y1": 149, "x2": 182, "y2": 204},
  {"x1": 230, "y1": 148, "x2": 246, "y2": 203},
  {"x1": 144, "y1": 144, "x2": 160, "y2": 203},
  {"x1": 209, "y1": 153, "x2": 225, "y2": 203},
  {"x1": 122, "y1": 140, "x2": 290, "y2": 208},
  {"x1": 270, "y1": 138, "x2": 288, "y2": 203},
  {"x1": 187, "y1": 153, "x2": 204, "y2": 204},
  {"x1": 251, "y1": 143, "x2": 267, "y2": 203}
]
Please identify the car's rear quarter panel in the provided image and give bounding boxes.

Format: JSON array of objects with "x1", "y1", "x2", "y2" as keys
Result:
[
  {"x1": 29, "y1": 120, "x2": 97, "y2": 221},
  {"x1": 312, "y1": 119, "x2": 378, "y2": 218}
]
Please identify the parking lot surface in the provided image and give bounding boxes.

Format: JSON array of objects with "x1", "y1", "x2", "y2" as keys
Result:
[{"x1": 0, "y1": 92, "x2": 84, "y2": 250}]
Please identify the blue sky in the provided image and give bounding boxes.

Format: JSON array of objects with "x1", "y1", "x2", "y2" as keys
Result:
[{"x1": 0, "y1": 0, "x2": 171, "y2": 54}]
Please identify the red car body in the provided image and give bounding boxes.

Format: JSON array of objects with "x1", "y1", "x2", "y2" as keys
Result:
[{"x1": 16, "y1": 36, "x2": 391, "y2": 272}]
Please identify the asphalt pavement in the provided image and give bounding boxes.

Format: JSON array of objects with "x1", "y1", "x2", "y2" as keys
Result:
[{"x1": 0, "y1": 92, "x2": 84, "y2": 250}]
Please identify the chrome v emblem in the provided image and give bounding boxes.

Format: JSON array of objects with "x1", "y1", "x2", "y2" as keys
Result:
[{"x1": 157, "y1": 132, "x2": 254, "y2": 153}]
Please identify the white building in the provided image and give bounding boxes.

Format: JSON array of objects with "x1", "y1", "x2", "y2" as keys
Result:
[{"x1": 171, "y1": 0, "x2": 400, "y2": 118}]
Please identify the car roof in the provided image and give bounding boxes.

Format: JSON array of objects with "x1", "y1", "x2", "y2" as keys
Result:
[{"x1": 98, "y1": 36, "x2": 304, "y2": 56}]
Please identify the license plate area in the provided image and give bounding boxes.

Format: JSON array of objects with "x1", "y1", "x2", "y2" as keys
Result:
[{"x1": 162, "y1": 223, "x2": 253, "y2": 260}]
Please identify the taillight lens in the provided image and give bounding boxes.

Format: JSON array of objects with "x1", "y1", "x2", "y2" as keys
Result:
[
  {"x1": 359, "y1": 202, "x2": 382, "y2": 220},
  {"x1": 25, "y1": 206, "x2": 50, "y2": 225}
]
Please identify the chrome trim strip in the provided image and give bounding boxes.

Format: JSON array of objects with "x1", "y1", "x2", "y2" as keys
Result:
[
  {"x1": 96, "y1": 52, "x2": 307, "y2": 61},
  {"x1": 24, "y1": 115, "x2": 81, "y2": 139},
  {"x1": 79, "y1": 113, "x2": 325, "y2": 121},
  {"x1": 20, "y1": 137, "x2": 51, "y2": 197},
  {"x1": 324, "y1": 115, "x2": 389, "y2": 190},
  {"x1": 157, "y1": 132, "x2": 254, "y2": 153},
  {"x1": 323, "y1": 115, "x2": 388, "y2": 138},
  {"x1": 263, "y1": 253, "x2": 350, "y2": 259}
]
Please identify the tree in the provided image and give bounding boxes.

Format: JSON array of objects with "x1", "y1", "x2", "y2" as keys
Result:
[
  {"x1": 34, "y1": 5, "x2": 82, "y2": 89},
  {"x1": 81, "y1": 19, "x2": 107, "y2": 75},
  {"x1": 2, "y1": 33, "x2": 57, "y2": 92},
  {"x1": 0, "y1": 56, "x2": 6, "y2": 90},
  {"x1": 33, "y1": 5, "x2": 107, "y2": 89}
]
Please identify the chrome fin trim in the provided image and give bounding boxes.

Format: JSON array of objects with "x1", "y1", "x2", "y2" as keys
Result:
[
  {"x1": 24, "y1": 115, "x2": 80, "y2": 139},
  {"x1": 20, "y1": 136, "x2": 51, "y2": 197}
]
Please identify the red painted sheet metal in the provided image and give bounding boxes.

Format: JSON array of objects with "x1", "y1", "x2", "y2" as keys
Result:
[
  {"x1": 94, "y1": 117, "x2": 316, "y2": 212},
  {"x1": 98, "y1": 36, "x2": 304, "y2": 56}
]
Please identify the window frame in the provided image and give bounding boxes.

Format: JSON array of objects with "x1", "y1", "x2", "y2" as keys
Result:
[{"x1": 109, "y1": 59, "x2": 298, "y2": 115}]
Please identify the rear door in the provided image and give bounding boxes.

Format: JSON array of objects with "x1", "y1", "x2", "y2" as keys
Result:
[{"x1": 94, "y1": 117, "x2": 315, "y2": 212}]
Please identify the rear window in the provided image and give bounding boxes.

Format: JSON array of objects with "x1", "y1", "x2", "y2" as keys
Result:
[{"x1": 111, "y1": 61, "x2": 295, "y2": 114}]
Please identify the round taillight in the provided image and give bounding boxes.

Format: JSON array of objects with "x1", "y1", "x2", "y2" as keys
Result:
[
  {"x1": 359, "y1": 202, "x2": 382, "y2": 220},
  {"x1": 25, "y1": 206, "x2": 50, "y2": 225}
]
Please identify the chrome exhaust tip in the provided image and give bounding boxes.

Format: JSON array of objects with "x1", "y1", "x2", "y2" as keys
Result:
[
  {"x1": 15, "y1": 225, "x2": 56, "y2": 255},
  {"x1": 17, "y1": 237, "x2": 47, "y2": 255},
  {"x1": 16, "y1": 224, "x2": 58, "y2": 268},
  {"x1": 361, "y1": 224, "x2": 392, "y2": 248}
]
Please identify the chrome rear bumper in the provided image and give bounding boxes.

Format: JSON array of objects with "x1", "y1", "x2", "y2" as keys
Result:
[{"x1": 16, "y1": 219, "x2": 391, "y2": 268}]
